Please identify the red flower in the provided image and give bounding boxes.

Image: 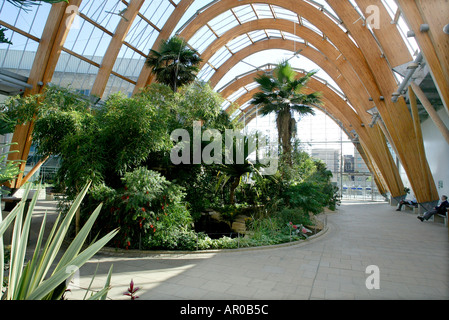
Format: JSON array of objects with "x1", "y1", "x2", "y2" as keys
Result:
[
  {"x1": 162, "y1": 205, "x2": 165, "y2": 210},
  {"x1": 141, "y1": 207, "x2": 146, "y2": 212},
  {"x1": 153, "y1": 228, "x2": 156, "y2": 233},
  {"x1": 293, "y1": 225, "x2": 297, "y2": 229}
]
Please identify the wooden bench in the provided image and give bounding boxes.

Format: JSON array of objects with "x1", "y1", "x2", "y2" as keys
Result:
[{"x1": 435, "y1": 208, "x2": 448, "y2": 227}]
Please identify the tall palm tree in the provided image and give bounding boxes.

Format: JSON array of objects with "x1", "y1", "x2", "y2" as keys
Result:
[
  {"x1": 250, "y1": 61, "x2": 322, "y2": 164},
  {"x1": 145, "y1": 36, "x2": 202, "y2": 92}
]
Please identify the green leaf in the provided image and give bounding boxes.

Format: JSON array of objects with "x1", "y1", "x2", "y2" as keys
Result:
[{"x1": 27, "y1": 227, "x2": 118, "y2": 300}]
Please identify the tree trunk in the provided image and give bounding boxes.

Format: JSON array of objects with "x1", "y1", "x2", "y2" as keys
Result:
[
  {"x1": 229, "y1": 177, "x2": 240, "y2": 205},
  {"x1": 277, "y1": 108, "x2": 294, "y2": 165}
]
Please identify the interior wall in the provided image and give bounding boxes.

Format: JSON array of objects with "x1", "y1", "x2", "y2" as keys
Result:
[{"x1": 420, "y1": 109, "x2": 449, "y2": 201}]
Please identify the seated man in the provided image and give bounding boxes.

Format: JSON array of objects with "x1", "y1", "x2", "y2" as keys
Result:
[
  {"x1": 396, "y1": 197, "x2": 417, "y2": 211},
  {"x1": 418, "y1": 195, "x2": 449, "y2": 221}
]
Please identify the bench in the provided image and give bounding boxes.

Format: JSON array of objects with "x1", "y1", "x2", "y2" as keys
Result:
[{"x1": 434, "y1": 208, "x2": 448, "y2": 227}]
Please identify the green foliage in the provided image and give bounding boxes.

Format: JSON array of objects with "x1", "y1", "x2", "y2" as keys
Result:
[
  {"x1": 282, "y1": 181, "x2": 327, "y2": 215},
  {"x1": 176, "y1": 81, "x2": 222, "y2": 124},
  {"x1": 96, "y1": 92, "x2": 172, "y2": 175},
  {"x1": 0, "y1": 182, "x2": 118, "y2": 300},
  {"x1": 145, "y1": 36, "x2": 202, "y2": 92},
  {"x1": 250, "y1": 61, "x2": 321, "y2": 163},
  {"x1": 277, "y1": 207, "x2": 313, "y2": 226},
  {"x1": 89, "y1": 167, "x2": 192, "y2": 250},
  {"x1": 0, "y1": 143, "x2": 24, "y2": 188}
]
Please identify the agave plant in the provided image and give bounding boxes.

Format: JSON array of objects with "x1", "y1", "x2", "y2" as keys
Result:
[{"x1": 0, "y1": 181, "x2": 118, "y2": 300}]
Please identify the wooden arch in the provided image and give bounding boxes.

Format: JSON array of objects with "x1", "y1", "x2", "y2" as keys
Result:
[
  {"x1": 218, "y1": 69, "x2": 403, "y2": 197},
  {"x1": 177, "y1": 0, "x2": 439, "y2": 204}
]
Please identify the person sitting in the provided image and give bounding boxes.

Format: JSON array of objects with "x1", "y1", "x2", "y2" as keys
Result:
[
  {"x1": 418, "y1": 195, "x2": 449, "y2": 222},
  {"x1": 396, "y1": 197, "x2": 417, "y2": 211}
]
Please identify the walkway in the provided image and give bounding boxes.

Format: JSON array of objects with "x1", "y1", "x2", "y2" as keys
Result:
[{"x1": 66, "y1": 200, "x2": 449, "y2": 300}]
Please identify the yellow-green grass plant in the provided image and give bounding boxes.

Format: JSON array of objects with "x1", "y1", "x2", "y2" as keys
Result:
[{"x1": 0, "y1": 181, "x2": 118, "y2": 300}]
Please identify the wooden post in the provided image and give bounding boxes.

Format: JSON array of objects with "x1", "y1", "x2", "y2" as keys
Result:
[{"x1": 410, "y1": 82, "x2": 449, "y2": 146}]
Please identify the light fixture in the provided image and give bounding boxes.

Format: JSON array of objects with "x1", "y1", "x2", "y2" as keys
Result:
[
  {"x1": 407, "y1": 62, "x2": 419, "y2": 69},
  {"x1": 443, "y1": 24, "x2": 449, "y2": 34},
  {"x1": 420, "y1": 24, "x2": 429, "y2": 32},
  {"x1": 369, "y1": 113, "x2": 380, "y2": 128}
]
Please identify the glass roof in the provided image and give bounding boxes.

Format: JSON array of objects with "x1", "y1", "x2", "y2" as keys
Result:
[{"x1": 0, "y1": 0, "x2": 420, "y2": 101}]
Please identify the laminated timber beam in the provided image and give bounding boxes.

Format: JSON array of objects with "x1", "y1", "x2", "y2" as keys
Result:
[
  {"x1": 201, "y1": 28, "x2": 403, "y2": 196},
  {"x1": 219, "y1": 70, "x2": 403, "y2": 198},
  {"x1": 176, "y1": 0, "x2": 416, "y2": 161},
  {"x1": 195, "y1": 18, "x2": 375, "y2": 121},
  {"x1": 395, "y1": 0, "x2": 449, "y2": 116},
  {"x1": 90, "y1": 0, "x2": 144, "y2": 98},
  {"x1": 354, "y1": 0, "x2": 412, "y2": 68},
  {"x1": 178, "y1": 0, "x2": 438, "y2": 202},
  {"x1": 7, "y1": 0, "x2": 83, "y2": 189},
  {"x1": 326, "y1": 0, "x2": 439, "y2": 204},
  {"x1": 133, "y1": 0, "x2": 195, "y2": 94}
]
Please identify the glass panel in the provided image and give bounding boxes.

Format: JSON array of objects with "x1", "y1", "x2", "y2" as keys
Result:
[
  {"x1": 0, "y1": 33, "x2": 39, "y2": 78},
  {"x1": 64, "y1": 18, "x2": 112, "y2": 59},
  {"x1": 113, "y1": 44, "x2": 145, "y2": 80},
  {"x1": 272, "y1": 5, "x2": 299, "y2": 23},
  {"x1": 226, "y1": 34, "x2": 251, "y2": 53},
  {"x1": 125, "y1": 15, "x2": 159, "y2": 54},
  {"x1": 208, "y1": 46, "x2": 232, "y2": 69},
  {"x1": 209, "y1": 10, "x2": 239, "y2": 37},
  {"x1": 0, "y1": 0, "x2": 51, "y2": 39},
  {"x1": 233, "y1": 5, "x2": 258, "y2": 23},
  {"x1": 103, "y1": 73, "x2": 135, "y2": 100},
  {"x1": 141, "y1": 0, "x2": 175, "y2": 29},
  {"x1": 51, "y1": 52, "x2": 99, "y2": 92},
  {"x1": 251, "y1": 4, "x2": 274, "y2": 19},
  {"x1": 79, "y1": 0, "x2": 125, "y2": 32},
  {"x1": 188, "y1": 25, "x2": 216, "y2": 54}
]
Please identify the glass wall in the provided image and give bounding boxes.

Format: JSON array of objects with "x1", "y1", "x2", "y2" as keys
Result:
[{"x1": 245, "y1": 107, "x2": 386, "y2": 202}]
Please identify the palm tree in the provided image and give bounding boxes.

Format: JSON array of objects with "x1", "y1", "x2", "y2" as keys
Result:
[
  {"x1": 216, "y1": 135, "x2": 264, "y2": 205},
  {"x1": 250, "y1": 61, "x2": 322, "y2": 164},
  {"x1": 145, "y1": 36, "x2": 202, "y2": 92}
]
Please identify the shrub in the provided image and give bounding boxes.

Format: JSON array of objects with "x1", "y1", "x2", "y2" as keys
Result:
[
  {"x1": 277, "y1": 207, "x2": 313, "y2": 226},
  {"x1": 89, "y1": 167, "x2": 193, "y2": 250}
]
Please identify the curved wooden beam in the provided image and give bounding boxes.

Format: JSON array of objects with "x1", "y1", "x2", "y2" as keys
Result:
[
  {"x1": 195, "y1": 18, "x2": 378, "y2": 120},
  {"x1": 395, "y1": 0, "x2": 449, "y2": 115},
  {"x1": 219, "y1": 70, "x2": 404, "y2": 197},
  {"x1": 354, "y1": 0, "x2": 412, "y2": 68},
  {"x1": 90, "y1": 0, "x2": 144, "y2": 98},
  {"x1": 8, "y1": 0, "x2": 83, "y2": 189},
  {"x1": 207, "y1": 35, "x2": 371, "y2": 123},
  {"x1": 327, "y1": 0, "x2": 439, "y2": 203},
  {"x1": 177, "y1": 0, "x2": 382, "y2": 105}
]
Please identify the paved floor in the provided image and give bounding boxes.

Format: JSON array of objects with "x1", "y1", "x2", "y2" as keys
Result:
[{"x1": 52, "y1": 200, "x2": 449, "y2": 300}]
